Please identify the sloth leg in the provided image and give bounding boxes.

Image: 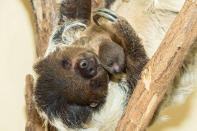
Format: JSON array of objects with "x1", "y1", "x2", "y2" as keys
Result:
[
  {"x1": 93, "y1": 8, "x2": 149, "y2": 89},
  {"x1": 45, "y1": 21, "x2": 87, "y2": 56},
  {"x1": 45, "y1": 0, "x2": 93, "y2": 56},
  {"x1": 54, "y1": 0, "x2": 92, "y2": 43}
]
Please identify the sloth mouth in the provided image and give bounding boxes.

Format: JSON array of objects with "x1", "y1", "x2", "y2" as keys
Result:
[{"x1": 90, "y1": 68, "x2": 109, "y2": 87}]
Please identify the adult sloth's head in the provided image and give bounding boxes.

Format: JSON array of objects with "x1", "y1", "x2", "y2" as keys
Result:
[{"x1": 34, "y1": 46, "x2": 109, "y2": 108}]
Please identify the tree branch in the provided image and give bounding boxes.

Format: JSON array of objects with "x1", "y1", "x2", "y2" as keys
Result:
[
  {"x1": 25, "y1": 75, "x2": 46, "y2": 131},
  {"x1": 29, "y1": 0, "x2": 57, "y2": 58},
  {"x1": 116, "y1": 0, "x2": 197, "y2": 130}
]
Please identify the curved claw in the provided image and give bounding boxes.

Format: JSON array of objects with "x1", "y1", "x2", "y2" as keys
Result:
[
  {"x1": 51, "y1": 21, "x2": 87, "y2": 44},
  {"x1": 93, "y1": 8, "x2": 119, "y2": 26},
  {"x1": 46, "y1": 21, "x2": 87, "y2": 56},
  {"x1": 62, "y1": 21, "x2": 87, "y2": 42},
  {"x1": 94, "y1": 8, "x2": 118, "y2": 19}
]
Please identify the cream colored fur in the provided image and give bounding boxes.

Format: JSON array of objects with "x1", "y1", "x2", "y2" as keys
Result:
[{"x1": 89, "y1": 78, "x2": 130, "y2": 131}]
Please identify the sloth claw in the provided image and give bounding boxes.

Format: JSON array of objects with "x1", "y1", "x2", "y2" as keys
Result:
[
  {"x1": 93, "y1": 8, "x2": 119, "y2": 26},
  {"x1": 51, "y1": 21, "x2": 87, "y2": 44}
]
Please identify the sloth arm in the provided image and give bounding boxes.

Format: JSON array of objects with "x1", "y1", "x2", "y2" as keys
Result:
[{"x1": 94, "y1": 9, "x2": 149, "y2": 88}]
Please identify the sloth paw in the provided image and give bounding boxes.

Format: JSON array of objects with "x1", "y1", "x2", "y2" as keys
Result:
[{"x1": 93, "y1": 8, "x2": 119, "y2": 26}]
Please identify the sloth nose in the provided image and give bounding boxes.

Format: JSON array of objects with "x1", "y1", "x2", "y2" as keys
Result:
[
  {"x1": 113, "y1": 63, "x2": 122, "y2": 74},
  {"x1": 78, "y1": 58, "x2": 98, "y2": 78}
]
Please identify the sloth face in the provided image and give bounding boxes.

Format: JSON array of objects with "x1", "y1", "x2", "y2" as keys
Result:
[{"x1": 34, "y1": 46, "x2": 109, "y2": 108}]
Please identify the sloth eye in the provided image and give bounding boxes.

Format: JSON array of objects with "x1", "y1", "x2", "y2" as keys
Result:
[
  {"x1": 79, "y1": 60, "x2": 88, "y2": 69},
  {"x1": 62, "y1": 58, "x2": 72, "y2": 69}
]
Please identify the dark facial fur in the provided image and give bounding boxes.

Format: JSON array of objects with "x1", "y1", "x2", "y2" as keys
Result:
[{"x1": 34, "y1": 46, "x2": 109, "y2": 128}]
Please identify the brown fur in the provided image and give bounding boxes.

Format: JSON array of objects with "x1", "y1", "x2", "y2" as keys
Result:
[{"x1": 98, "y1": 39, "x2": 125, "y2": 75}]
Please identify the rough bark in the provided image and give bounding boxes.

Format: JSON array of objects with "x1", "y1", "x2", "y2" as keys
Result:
[
  {"x1": 30, "y1": 0, "x2": 57, "y2": 58},
  {"x1": 25, "y1": 75, "x2": 45, "y2": 131},
  {"x1": 116, "y1": 0, "x2": 197, "y2": 130}
]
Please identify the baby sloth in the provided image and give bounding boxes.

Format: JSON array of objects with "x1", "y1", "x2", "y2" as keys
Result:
[
  {"x1": 98, "y1": 39, "x2": 125, "y2": 76},
  {"x1": 34, "y1": 8, "x2": 148, "y2": 131}
]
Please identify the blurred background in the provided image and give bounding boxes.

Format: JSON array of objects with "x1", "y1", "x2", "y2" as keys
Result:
[{"x1": 0, "y1": 0, "x2": 197, "y2": 131}]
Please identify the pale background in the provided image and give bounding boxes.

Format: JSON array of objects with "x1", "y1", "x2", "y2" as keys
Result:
[{"x1": 0, "y1": 0, "x2": 197, "y2": 131}]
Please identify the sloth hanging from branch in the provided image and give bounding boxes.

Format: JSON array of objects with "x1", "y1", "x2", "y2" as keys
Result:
[
  {"x1": 25, "y1": 0, "x2": 197, "y2": 131},
  {"x1": 33, "y1": 0, "x2": 148, "y2": 130}
]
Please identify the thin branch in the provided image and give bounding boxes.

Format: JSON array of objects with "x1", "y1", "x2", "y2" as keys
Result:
[
  {"x1": 29, "y1": 0, "x2": 57, "y2": 58},
  {"x1": 25, "y1": 75, "x2": 46, "y2": 131}
]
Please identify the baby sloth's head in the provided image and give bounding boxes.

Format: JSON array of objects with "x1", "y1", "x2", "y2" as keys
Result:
[
  {"x1": 98, "y1": 39, "x2": 125, "y2": 76},
  {"x1": 34, "y1": 46, "x2": 109, "y2": 109}
]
